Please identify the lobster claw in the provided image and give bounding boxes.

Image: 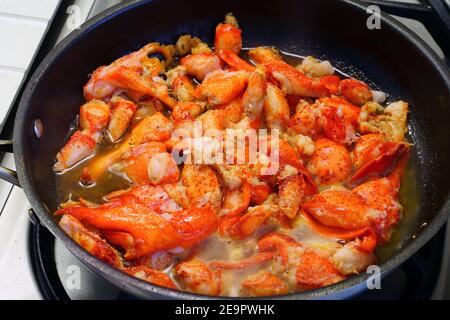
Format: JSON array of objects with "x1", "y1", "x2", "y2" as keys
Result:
[
  {"x1": 56, "y1": 198, "x2": 219, "y2": 259},
  {"x1": 301, "y1": 210, "x2": 377, "y2": 253},
  {"x1": 257, "y1": 232, "x2": 300, "y2": 267},
  {"x1": 349, "y1": 142, "x2": 409, "y2": 186},
  {"x1": 56, "y1": 203, "x2": 181, "y2": 260},
  {"x1": 218, "y1": 49, "x2": 255, "y2": 72},
  {"x1": 219, "y1": 204, "x2": 278, "y2": 240},
  {"x1": 214, "y1": 13, "x2": 242, "y2": 55},
  {"x1": 175, "y1": 260, "x2": 221, "y2": 295},
  {"x1": 241, "y1": 271, "x2": 289, "y2": 296},
  {"x1": 295, "y1": 251, "x2": 344, "y2": 290},
  {"x1": 169, "y1": 205, "x2": 220, "y2": 248},
  {"x1": 124, "y1": 266, "x2": 177, "y2": 289}
]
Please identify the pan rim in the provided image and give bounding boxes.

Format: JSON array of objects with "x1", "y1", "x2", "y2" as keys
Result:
[{"x1": 13, "y1": 0, "x2": 450, "y2": 300}]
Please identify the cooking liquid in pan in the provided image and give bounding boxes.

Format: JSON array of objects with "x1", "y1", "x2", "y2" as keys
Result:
[{"x1": 55, "y1": 51, "x2": 421, "y2": 296}]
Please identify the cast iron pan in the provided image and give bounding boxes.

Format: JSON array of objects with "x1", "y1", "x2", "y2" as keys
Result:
[{"x1": 2, "y1": 0, "x2": 450, "y2": 299}]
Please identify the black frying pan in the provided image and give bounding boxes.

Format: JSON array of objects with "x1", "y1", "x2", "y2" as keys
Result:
[{"x1": 0, "y1": 0, "x2": 449, "y2": 299}]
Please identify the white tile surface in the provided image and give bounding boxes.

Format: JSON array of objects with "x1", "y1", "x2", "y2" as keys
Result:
[
  {"x1": 0, "y1": 1, "x2": 60, "y2": 125},
  {"x1": 0, "y1": 0, "x2": 59, "y2": 20},
  {"x1": 0, "y1": 187, "x2": 41, "y2": 300},
  {"x1": 0, "y1": 1, "x2": 67, "y2": 300},
  {"x1": 0, "y1": 69, "x2": 24, "y2": 123},
  {"x1": 0, "y1": 16, "x2": 48, "y2": 70},
  {"x1": 0, "y1": 155, "x2": 37, "y2": 300},
  {"x1": 0, "y1": 155, "x2": 41, "y2": 300}
]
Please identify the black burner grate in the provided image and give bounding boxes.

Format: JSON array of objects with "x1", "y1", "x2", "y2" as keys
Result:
[{"x1": 28, "y1": 218, "x2": 446, "y2": 300}]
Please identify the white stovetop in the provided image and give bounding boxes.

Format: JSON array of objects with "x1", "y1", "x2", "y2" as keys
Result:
[
  {"x1": 0, "y1": 0, "x2": 97, "y2": 300},
  {"x1": 0, "y1": 0, "x2": 448, "y2": 300},
  {"x1": 0, "y1": 169, "x2": 40, "y2": 299},
  {"x1": 0, "y1": 0, "x2": 60, "y2": 299},
  {"x1": 0, "y1": 0, "x2": 61, "y2": 126}
]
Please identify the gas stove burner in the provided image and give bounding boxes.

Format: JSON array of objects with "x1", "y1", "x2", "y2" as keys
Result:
[
  {"x1": 28, "y1": 206, "x2": 142, "y2": 300},
  {"x1": 29, "y1": 221, "x2": 131, "y2": 300},
  {"x1": 28, "y1": 213, "x2": 446, "y2": 300},
  {"x1": 29, "y1": 223, "x2": 70, "y2": 301}
]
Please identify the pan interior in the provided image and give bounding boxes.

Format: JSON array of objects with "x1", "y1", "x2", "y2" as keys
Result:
[{"x1": 15, "y1": 0, "x2": 450, "y2": 297}]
